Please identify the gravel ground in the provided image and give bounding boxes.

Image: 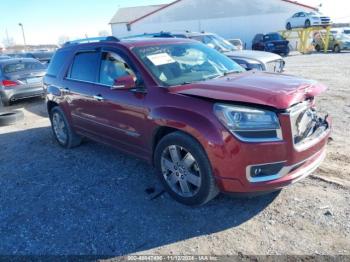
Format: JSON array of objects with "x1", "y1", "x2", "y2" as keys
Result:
[
  {"x1": 0, "y1": 53, "x2": 349, "y2": 256},
  {"x1": 284, "y1": 52, "x2": 350, "y2": 184}
]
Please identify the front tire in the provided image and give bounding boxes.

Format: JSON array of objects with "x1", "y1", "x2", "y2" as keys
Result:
[
  {"x1": 154, "y1": 132, "x2": 219, "y2": 206},
  {"x1": 49, "y1": 106, "x2": 82, "y2": 148}
]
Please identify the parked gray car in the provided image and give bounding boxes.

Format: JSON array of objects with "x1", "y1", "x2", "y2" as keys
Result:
[
  {"x1": 0, "y1": 58, "x2": 46, "y2": 106},
  {"x1": 0, "y1": 56, "x2": 11, "y2": 60},
  {"x1": 126, "y1": 32, "x2": 285, "y2": 73}
]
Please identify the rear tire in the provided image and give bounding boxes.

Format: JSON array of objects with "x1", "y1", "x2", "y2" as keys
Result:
[
  {"x1": 49, "y1": 106, "x2": 82, "y2": 148},
  {"x1": 305, "y1": 19, "x2": 311, "y2": 28},
  {"x1": 154, "y1": 131, "x2": 219, "y2": 206},
  {"x1": 315, "y1": 44, "x2": 321, "y2": 52},
  {"x1": 333, "y1": 45, "x2": 341, "y2": 53},
  {"x1": 286, "y1": 23, "x2": 292, "y2": 30}
]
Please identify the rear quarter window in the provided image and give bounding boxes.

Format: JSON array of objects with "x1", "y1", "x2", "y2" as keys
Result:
[{"x1": 46, "y1": 50, "x2": 69, "y2": 77}]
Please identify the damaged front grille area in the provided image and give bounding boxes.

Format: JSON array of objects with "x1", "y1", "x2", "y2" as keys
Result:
[
  {"x1": 266, "y1": 59, "x2": 284, "y2": 73},
  {"x1": 288, "y1": 100, "x2": 329, "y2": 150}
]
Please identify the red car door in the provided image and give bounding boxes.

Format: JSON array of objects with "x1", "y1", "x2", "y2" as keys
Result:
[
  {"x1": 63, "y1": 50, "x2": 106, "y2": 134},
  {"x1": 84, "y1": 49, "x2": 150, "y2": 158}
]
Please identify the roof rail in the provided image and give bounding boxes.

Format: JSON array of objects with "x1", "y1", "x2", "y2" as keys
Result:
[{"x1": 63, "y1": 36, "x2": 120, "y2": 47}]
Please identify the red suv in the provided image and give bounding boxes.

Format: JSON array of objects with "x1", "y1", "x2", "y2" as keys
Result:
[{"x1": 44, "y1": 36, "x2": 330, "y2": 206}]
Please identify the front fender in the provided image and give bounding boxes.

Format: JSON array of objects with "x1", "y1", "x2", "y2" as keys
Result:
[
  {"x1": 151, "y1": 106, "x2": 225, "y2": 153},
  {"x1": 46, "y1": 85, "x2": 73, "y2": 125},
  {"x1": 46, "y1": 85, "x2": 62, "y2": 102}
]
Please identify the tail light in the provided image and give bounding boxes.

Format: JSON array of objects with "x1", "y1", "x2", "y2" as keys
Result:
[{"x1": 1, "y1": 80, "x2": 20, "y2": 87}]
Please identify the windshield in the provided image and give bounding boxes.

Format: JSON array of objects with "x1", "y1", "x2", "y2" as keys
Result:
[
  {"x1": 344, "y1": 30, "x2": 350, "y2": 35},
  {"x1": 193, "y1": 34, "x2": 238, "y2": 52},
  {"x1": 340, "y1": 34, "x2": 350, "y2": 40},
  {"x1": 308, "y1": 12, "x2": 321, "y2": 16},
  {"x1": 264, "y1": 33, "x2": 283, "y2": 41},
  {"x1": 133, "y1": 43, "x2": 244, "y2": 87}
]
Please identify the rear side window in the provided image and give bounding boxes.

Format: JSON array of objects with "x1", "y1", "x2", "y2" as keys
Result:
[
  {"x1": 3, "y1": 61, "x2": 45, "y2": 74},
  {"x1": 190, "y1": 36, "x2": 205, "y2": 42},
  {"x1": 69, "y1": 52, "x2": 100, "y2": 82},
  {"x1": 47, "y1": 50, "x2": 68, "y2": 77}
]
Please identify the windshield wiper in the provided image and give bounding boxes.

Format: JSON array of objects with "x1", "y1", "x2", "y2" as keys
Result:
[
  {"x1": 176, "y1": 80, "x2": 200, "y2": 85},
  {"x1": 222, "y1": 70, "x2": 242, "y2": 76}
]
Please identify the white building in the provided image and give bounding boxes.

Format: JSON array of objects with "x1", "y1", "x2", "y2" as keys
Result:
[{"x1": 110, "y1": 0, "x2": 317, "y2": 48}]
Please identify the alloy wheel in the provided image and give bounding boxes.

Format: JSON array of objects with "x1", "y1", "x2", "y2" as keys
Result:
[
  {"x1": 160, "y1": 145, "x2": 202, "y2": 197},
  {"x1": 52, "y1": 112, "x2": 68, "y2": 145}
]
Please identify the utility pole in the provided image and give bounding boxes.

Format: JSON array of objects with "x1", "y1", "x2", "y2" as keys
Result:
[
  {"x1": 18, "y1": 23, "x2": 27, "y2": 50},
  {"x1": 5, "y1": 29, "x2": 10, "y2": 46}
]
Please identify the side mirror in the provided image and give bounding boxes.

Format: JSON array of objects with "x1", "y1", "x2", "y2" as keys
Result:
[{"x1": 112, "y1": 75, "x2": 136, "y2": 90}]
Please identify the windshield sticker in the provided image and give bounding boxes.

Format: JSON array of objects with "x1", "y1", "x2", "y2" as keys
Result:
[{"x1": 147, "y1": 53, "x2": 175, "y2": 66}]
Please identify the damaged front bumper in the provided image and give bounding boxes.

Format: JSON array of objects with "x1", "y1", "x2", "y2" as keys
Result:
[{"x1": 213, "y1": 101, "x2": 331, "y2": 194}]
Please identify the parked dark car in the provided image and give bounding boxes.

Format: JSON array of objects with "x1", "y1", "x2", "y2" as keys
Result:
[
  {"x1": 44, "y1": 36, "x2": 330, "y2": 206},
  {"x1": 0, "y1": 58, "x2": 46, "y2": 106},
  {"x1": 252, "y1": 33, "x2": 290, "y2": 56},
  {"x1": 125, "y1": 32, "x2": 285, "y2": 73}
]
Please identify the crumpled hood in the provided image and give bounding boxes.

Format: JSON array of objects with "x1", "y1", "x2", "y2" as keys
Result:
[
  {"x1": 169, "y1": 71, "x2": 327, "y2": 109},
  {"x1": 224, "y1": 50, "x2": 282, "y2": 63}
]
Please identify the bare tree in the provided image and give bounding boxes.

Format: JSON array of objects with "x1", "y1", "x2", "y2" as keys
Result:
[
  {"x1": 57, "y1": 35, "x2": 70, "y2": 46},
  {"x1": 2, "y1": 36, "x2": 15, "y2": 48},
  {"x1": 98, "y1": 30, "x2": 110, "y2": 37}
]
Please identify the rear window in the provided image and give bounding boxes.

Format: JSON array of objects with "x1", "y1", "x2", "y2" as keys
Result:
[
  {"x1": 69, "y1": 51, "x2": 100, "y2": 82},
  {"x1": 46, "y1": 50, "x2": 68, "y2": 77},
  {"x1": 3, "y1": 61, "x2": 45, "y2": 74}
]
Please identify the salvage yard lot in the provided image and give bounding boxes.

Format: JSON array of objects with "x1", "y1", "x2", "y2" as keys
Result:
[{"x1": 0, "y1": 53, "x2": 349, "y2": 256}]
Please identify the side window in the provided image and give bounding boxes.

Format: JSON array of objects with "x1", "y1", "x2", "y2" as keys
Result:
[
  {"x1": 47, "y1": 50, "x2": 67, "y2": 77},
  {"x1": 98, "y1": 51, "x2": 136, "y2": 86},
  {"x1": 69, "y1": 51, "x2": 100, "y2": 82},
  {"x1": 190, "y1": 36, "x2": 205, "y2": 43},
  {"x1": 299, "y1": 12, "x2": 305, "y2": 17}
]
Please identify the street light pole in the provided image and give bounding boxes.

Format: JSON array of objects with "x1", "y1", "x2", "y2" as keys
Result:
[{"x1": 18, "y1": 23, "x2": 27, "y2": 50}]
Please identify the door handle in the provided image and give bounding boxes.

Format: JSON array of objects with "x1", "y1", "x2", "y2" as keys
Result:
[{"x1": 93, "y1": 94, "x2": 104, "y2": 101}]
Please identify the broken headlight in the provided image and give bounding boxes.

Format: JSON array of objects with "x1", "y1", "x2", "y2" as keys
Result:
[{"x1": 214, "y1": 104, "x2": 283, "y2": 142}]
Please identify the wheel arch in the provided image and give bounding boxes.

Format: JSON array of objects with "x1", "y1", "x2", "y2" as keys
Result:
[
  {"x1": 150, "y1": 107, "x2": 224, "y2": 166},
  {"x1": 47, "y1": 100, "x2": 59, "y2": 116}
]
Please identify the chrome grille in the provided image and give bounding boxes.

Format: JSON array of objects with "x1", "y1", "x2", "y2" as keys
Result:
[
  {"x1": 265, "y1": 59, "x2": 284, "y2": 73},
  {"x1": 289, "y1": 101, "x2": 310, "y2": 144},
  {"x1": 292, "y1": 108, "x2": 317, "y2": 144},
  {"x1": 288, "y1": 101, "x2": 329, "y2": 150},
  {"x1": 320, "y1": 17, "x2": 331, "y2": 24}
]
